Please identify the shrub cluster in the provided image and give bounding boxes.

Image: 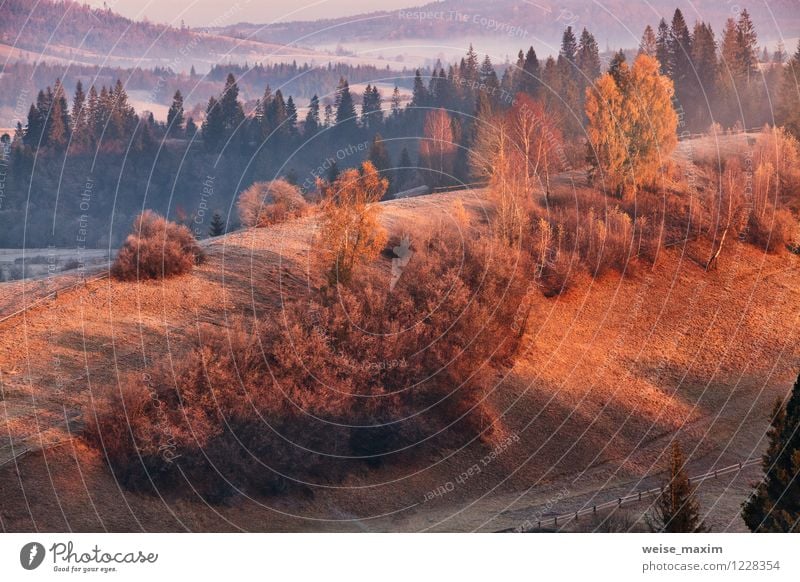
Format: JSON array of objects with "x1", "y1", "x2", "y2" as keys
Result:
[{"x1": 87, "y1": 226, "x2": 529, "y2": 501}]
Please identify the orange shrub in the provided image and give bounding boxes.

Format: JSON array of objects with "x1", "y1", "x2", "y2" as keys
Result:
[
  {"x1": 237, "y1": 179, "x2": 308, "y2": 228},
  {"x1": 111, "y1": 211, "x2": 204, "y2": 281},
  {"x1": 87, "y1": 226, "x2": 529, "y2": 500}
]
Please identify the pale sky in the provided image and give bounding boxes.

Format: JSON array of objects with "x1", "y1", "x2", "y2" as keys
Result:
[{"x1": 89, "y1": 0, "x2": 427, "y2": 28}]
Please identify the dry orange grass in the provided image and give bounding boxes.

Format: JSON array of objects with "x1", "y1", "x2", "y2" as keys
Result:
[{"x1": 0, "y1": 171, "x2": 797, "y2": 531}]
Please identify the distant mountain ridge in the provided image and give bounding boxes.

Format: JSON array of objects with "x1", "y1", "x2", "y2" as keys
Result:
[{"x1": 215, "y1": 0, "x2": 799, "y2": 48}]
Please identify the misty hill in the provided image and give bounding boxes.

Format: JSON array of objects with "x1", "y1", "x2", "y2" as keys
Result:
[
  {"x1": 0, "y1": 0, "x2": 391, "y2": 69},
  {"x1": 216, "y1": 0, "x2": 798, "y2": 51}
]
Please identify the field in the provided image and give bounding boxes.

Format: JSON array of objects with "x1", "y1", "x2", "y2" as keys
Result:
[{"x1": 0, "y1": 156, "x2": 798, "y2": 531}]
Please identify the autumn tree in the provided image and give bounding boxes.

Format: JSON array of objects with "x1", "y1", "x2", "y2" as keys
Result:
[
  {"x1": 742, "y1": 373, "x2": 800, "y2": 532},
  {"x1": 419, "y1": 108, "x2": 457, "y2": 189},
  {"x1": 647, "y1": 442, "x2": 709, "y2": 532},
  {"x1": 317, "y1": 161, "x2": 388, "y2": 284},
  {"x1": 507, "y1": 94, "x2": 563, "y2": 200},
  {"x1": 585, "y1": 54, "x2": 678, "y2": 196},
  {"x1": 470, "y1": 110, "x2": 527, "y2": 245}
]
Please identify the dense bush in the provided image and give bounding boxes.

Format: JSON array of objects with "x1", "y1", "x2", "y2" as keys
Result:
[
  {"x1": 87, "y1": 225, "x2": 530, "y2": 501},
  {"x1": 111, "y1": 211, "x2": 205, "y2": 281},
  {"x1": 237, "y1": 179, "x2": 308, "y2": 228}
]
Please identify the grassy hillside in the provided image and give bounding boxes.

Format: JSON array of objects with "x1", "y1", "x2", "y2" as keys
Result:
[{"x1": 0, "y1": 163, "x2": 797, "y2": 531}]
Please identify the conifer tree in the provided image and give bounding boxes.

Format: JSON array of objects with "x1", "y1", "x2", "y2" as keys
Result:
[
  {"x1": 777, "y1": 41, "x2": 800, "y2": 139},
  {"x1": 334, "y1": 79, "x2": 357, "y2": 129},
  {"x1": 742, "y1": 373, "x2": 800, "y2": 532},
  {"x1": 396, "y1": 146, "x2": 414, "y2": 191},
  {"x1": 656, "y1": 18, "x2": 671, "y2": 75},
  {"x1": 285, "y1": 95, "x2": 299, "y2": 138},
  {"x1": 689, "y1": 22, "x2": 718, "y2": 129},
  {"x1": 48, "y1": 80, "x2": 70, "y2": 148},
  {"x1": 737, "y1": 9, "x2": 759, "y2": 84},
  {"x1": 520, "y1": 47, "x2": 541, "y2": 97},
  {"x1": 639, "y1": 25, "x2": 657, "y2": 57},
  {"x1": 647, "y1": 442, "x2": 709, "y2": 532},
  {"x1": 559, "y1": 26, "x2": 578, "y2": 66},
  {"x1": 71, "y1": 80, "x2": 89, "y2": 148},
  {"x1": 304, "y1": 94, "x2": 321, "y2": 135},
  {"x1": 201, "y1": 96, "x2": 224, "y2": 150},
  {"x1": 464, "y1": 44, "x2": 480, "y2": 83},
  {"x1": 208, "y1": 211, "x2": 225, "y2": 237},
  {"x1": 608, "y1": 50, "x2": 628, "y2": 88},
  {"x1": 669, "y1": 9, "x2": 693, "y2": 108},
  {"x1": 390, "y1": 86, "x2": 402, "y2": 118},
  {"x1": 411, "y1": 70, "x2": 427, "y2": 108},
  {"x1": 24, "y1": 96, "x2": 45, "y2": 147},
  {"x1": 166, "y1": 90, "x2": 184, "y2": 137},
  {"x1": 368, "y1": 133, "x2": 391, "y2": 190},
  {"x1": 577, "y1": 28, "x2": 601, "y2": 83},
  {"x1": 219, "y1": 74, "x2": 244, "y2": 141}
]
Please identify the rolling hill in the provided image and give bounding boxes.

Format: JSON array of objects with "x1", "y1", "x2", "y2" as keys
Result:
[{"x1": 0, "y1": 135, "x2": 797, "y2": 531}]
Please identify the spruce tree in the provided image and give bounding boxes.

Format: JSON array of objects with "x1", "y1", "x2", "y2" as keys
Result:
[
  {"x1": 656, "y1": 18, "x2": 671, "y2": 75},
  {"x1": 608, "y1": 50, "x2": 628, "y2": 88},
  {"x1": 411, "y1": 70, "x2": 427, "y2": 108},
  {"x1": 737, "y1": 9, "x2": 759, "y2": 83},
  {"x1": 219, "y1": 74, "x2": 244, "y2": 141},
  {"x1": 395, "y1": 146, "x2": 413, "y2": 191},
  {"x1": 577, "y1": 28, "x2": 601, "y2": 83},
  {"x1": 304, "y1": 94, "x2": 321, "y2": 135},
  {"x1": 201, "y1": 96, "x2": 224, "y2": 150},
  {"x1": 742, "y1": 373, "x2": 800, "y2": 532},
  {"x1": 368, "y1": 133, "x2": 390, "y2": 174},
  {"x1": 390, "y1": 86, "x2": 402, "y2": 118},
  {"x1": 669, "y1": 9, "x2": 693, "y2": 108},
  {"x1": 208, "y1": 211, "x2": 225, "y2": 237},
  {"x1": 334, "y1": 80, "x2": 357, "y2": 132},
  {"x1": 71, "y1": 80, "x2": 89, "y2": 148},
  {"x1": 166, "y1": 90, "x2": 184, "y2": 137},
  {"x1": 639, "y1": 25, "x2": 657, "y2": 57},
  {"x1": 647, "y1": 442, "x2": 709, "y2": 532},
  {"x1": 519, "y1": 47, "x2": 541, "y2": 97},
  {"x1": 269, "y1": 89, "x2": 288, "y2": 138},
  {"x1": 24, "y1": 100, "x2": 45, "y2": 147},
  {"x1": 285, "y1": 96, "x2": 299, "y2": 138},
  {"x1": 559, "y1": 26, "x2": 578, "y2": 66},
  {"x1": 48, "y1": 81, "x2": 70, "y2": 148},
  {"x1": 778, "y1": 41, "x2": 800, "y2": 139}
]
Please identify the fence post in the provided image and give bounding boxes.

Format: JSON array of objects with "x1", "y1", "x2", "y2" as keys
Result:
[
  {"x1": 638, "y1": 491, "x2": 642, "y2": 501},
  {"x1": 554, "y1": 516, "x2": 558, "y2": 527},
  {"x1": 618, "y1": 497, "x2": 622, "y2": 507},
  {"x1": 593, "y1": 505, "x2": 596, "y2": 515}
]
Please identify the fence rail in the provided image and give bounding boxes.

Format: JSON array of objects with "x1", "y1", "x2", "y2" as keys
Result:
[{"x1": 503, "y1": 457, "x2": 761, "y2": 532}]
